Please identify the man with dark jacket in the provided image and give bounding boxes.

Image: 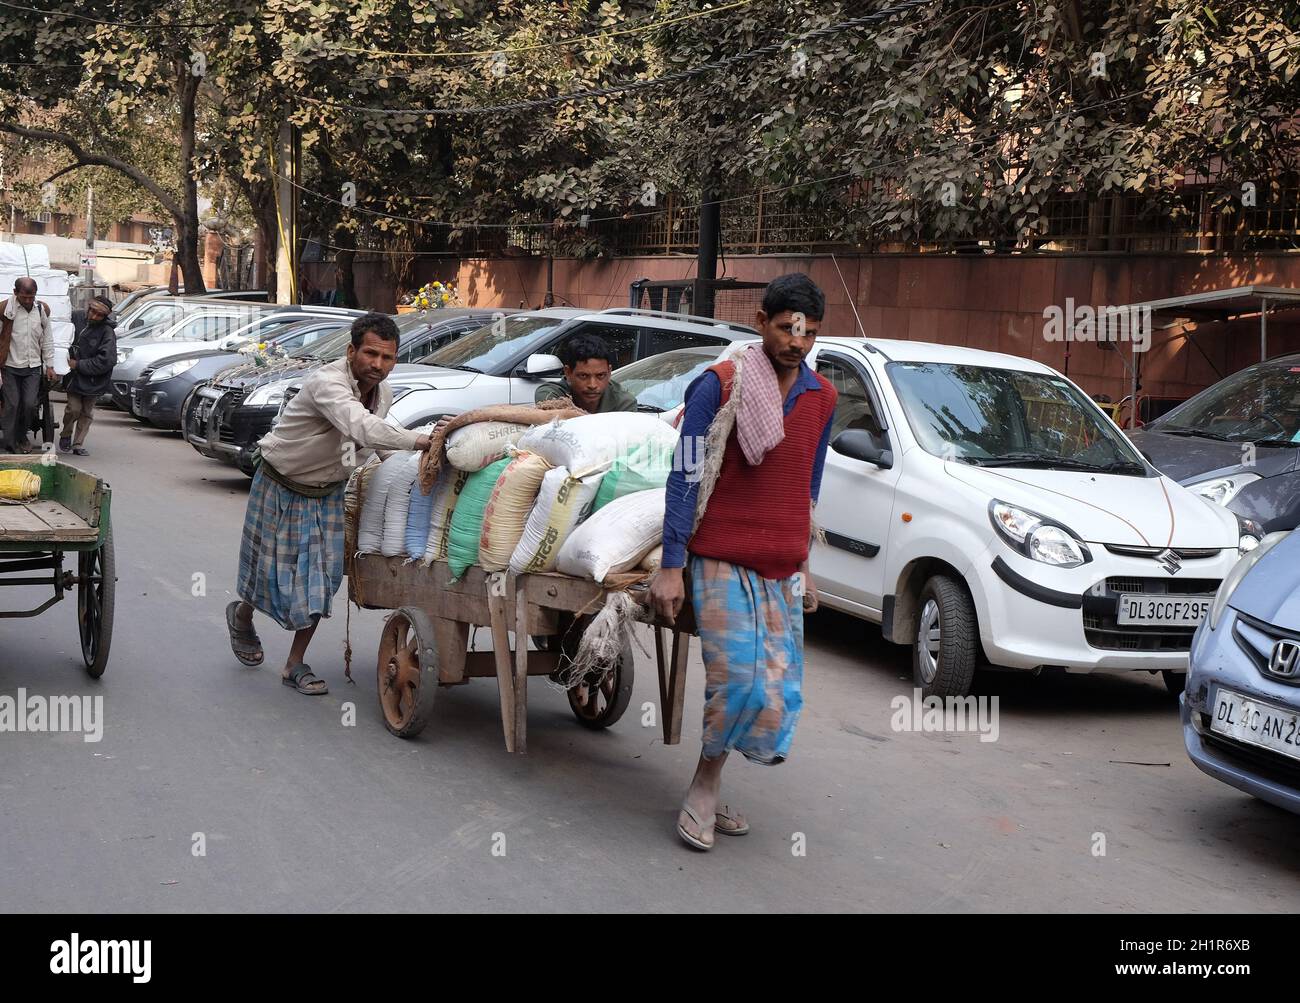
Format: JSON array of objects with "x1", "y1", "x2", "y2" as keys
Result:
[
  {"x1": 59, "y1": 295, "x2": 116, "y2": 456},
  {"x1": 534, "y1": 333, "x2": 637, "y2": 413}
]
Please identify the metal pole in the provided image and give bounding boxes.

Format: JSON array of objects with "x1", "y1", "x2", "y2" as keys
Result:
[
  {"x1": 81, "y1": 185, "x2": 95, "y2": 285},
  {"x1": 696, "y1": 187, "x2": 720, "y2": 318},
  {"x1": 1130, "y1": 340, "x2": 1138, "y2": 429},
  {"x1": 1260, "y1": 296, "x2": 1268, "y2": 362}
]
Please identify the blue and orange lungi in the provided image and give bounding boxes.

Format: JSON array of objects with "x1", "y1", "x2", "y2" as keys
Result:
[{"x1": 689, "y1": 555, "x2": 805, "y2": 765}]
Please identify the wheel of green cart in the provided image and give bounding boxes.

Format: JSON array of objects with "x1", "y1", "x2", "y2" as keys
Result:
[
  {"x1": 377, "y1": 606, "x2": 439, "y2": 738},
  {"x1": 563, "y1": 624, "x2": 635, "y2": 730},
  {"x1": 78, "y1": 526, "x2": 115, "y2": 678}
]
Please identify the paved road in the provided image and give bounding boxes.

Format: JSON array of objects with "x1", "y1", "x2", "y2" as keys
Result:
[{"x1": 1, "y1": 407, "x2": 1298, "y2": 912}]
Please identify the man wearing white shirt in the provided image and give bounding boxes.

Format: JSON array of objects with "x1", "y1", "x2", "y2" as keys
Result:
[{"x1": 0, "y1": 277, "x2": 54, "y2": 453}]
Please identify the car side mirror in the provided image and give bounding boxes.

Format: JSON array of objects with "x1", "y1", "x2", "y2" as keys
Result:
[
  {"x1": 832, "y1": 429, "x2": 893, "y2": 469},
  {"x1": 523, "y1": 353, "x2": 563, "y2": 378}
]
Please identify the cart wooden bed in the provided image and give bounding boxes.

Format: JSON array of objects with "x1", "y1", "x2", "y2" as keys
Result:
[
  {"x1": 0, "y1": 454, "x2": 114, "y2": 676},
  {"x1": 347, "y1": 552, "x2": 696, "y2": 754}
]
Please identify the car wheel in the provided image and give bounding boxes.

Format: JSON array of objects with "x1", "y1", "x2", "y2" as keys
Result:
[
  {"x1": 1161, "y1": 670, "x2": 1186, "y2": 697},
  {"x1": 913, "y1": 574, "x2": 979, "y2": 698}
]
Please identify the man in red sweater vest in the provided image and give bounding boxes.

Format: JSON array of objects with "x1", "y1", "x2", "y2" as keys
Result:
[{"x1": 651, "y1": 273, "x2": 837, "y2": 851}]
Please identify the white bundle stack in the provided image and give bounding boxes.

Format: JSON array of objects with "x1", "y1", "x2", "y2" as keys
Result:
[
  {"x1": 0, "y1": 241, "x2": 48, "y2": 270},
  {"x1": 0, "y1": 245, "x2": 74, "y2": 373}
]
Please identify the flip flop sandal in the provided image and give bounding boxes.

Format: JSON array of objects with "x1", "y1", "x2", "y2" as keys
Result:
[
  {"x1": 715, "y1": 805, "x2": 750, "y2": 836},
  {"x1": 225, "y1": 601, "x2": 264, "y2": 667},
  {"x1": 676, "y1": 803, "x2": 715, "y2": 851},
  {"x1": 283, "y1": 663, "x2": 328, "y2": 695}
]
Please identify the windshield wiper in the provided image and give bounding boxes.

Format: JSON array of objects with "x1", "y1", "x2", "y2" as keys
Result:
[
  {"x1": 446, "y1": 364, "x2": 482, "y2": 373},
  {"x1": 1250, "y1": 436, "x2": 1300, "y2": 448},
  {"x1": 1158, "y1": 425, "x2": 1235, "y2": 441},
  {"x1": 965, "y1": 452, "x2": 1145, "y2": 473},
  {"x1": 637, "y1": 403, "x2": 665, "y2": 414}
]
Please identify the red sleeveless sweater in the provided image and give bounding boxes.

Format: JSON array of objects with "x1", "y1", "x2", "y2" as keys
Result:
[{"x1": 689, "y1": 360, "x2": 837, "y2": 579}]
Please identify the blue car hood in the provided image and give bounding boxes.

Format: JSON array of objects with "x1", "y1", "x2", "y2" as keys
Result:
[{"x1": 1229, "y1": 531, "x2": 1300, "y2": 627}]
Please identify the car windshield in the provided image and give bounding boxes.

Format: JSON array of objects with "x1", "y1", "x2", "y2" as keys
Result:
[
  {"x1": 888, "y1": 361, "x2": 1147, "y2": 472},
  {"x1": 424, "y1": 315, "x2": 568, "y2": 374},
  {"x1": 290, "y1": 328, "x2": 353, "y2": 360},
  {"x1": 1154, "y1": 363, "x2": 1300, "y2": 445},
  {"x1": 614, "y1": 346, "x2": 726, "y2": 411}
]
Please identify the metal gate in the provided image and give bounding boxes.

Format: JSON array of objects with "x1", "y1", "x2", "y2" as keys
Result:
[{"x1": 629, "y1": 278, "x2": 767, "y2": 324}]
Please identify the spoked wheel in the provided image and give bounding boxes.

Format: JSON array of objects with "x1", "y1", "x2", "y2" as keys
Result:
[
  {"x1": 561, "y1": 620, "x2": 635, "y2": 730},
  {"x1": 376, "y1": 606, "x2": 439, "y2": 738},
  {"x1": 78, "y1": 527, "x2": 115, "y2": 678}
]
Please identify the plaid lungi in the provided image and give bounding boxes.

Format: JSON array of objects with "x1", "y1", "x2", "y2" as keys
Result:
[
  {"x1": 237, "y1": 466, "x2": 347, "y2": 631},
  {"x1": 690, "y1": 555, "x2": 805, "y2": 765}
]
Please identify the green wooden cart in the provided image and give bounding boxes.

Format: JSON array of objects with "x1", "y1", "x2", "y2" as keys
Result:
[{"x1": 0, "y1": 455, "x2": 114, "y2": 676}]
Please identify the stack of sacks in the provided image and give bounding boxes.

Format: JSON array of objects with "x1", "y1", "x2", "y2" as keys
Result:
[
  {"x1": 508, "y1": 412, "x2": 673, "y2": 573},
  {"x1": 356, "y1": 413, "x2": 674, "y2": 585}
]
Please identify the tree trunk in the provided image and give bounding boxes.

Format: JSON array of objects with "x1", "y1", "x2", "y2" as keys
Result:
[
  {"x1": 176, "y1": 57, "x2": 206, "y2": 293},
  {"x1": 334, "y1": 223, "x2": 357, "y2": 308},
  {"x1": 252, "y1": 179, "x2": 278, "y2": 296}
]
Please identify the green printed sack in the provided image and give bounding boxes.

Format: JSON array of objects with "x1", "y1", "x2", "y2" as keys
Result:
[
  {"x1": 591, "y1": 430, "x2": 677, "y2": 511},
  {"x1": 447, "y1": 457, "x2": 511, "y2": 579}
]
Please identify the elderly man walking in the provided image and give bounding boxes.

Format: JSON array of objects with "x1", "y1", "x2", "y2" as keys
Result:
[
  {"x1": 651, "y1": 273, "x2": 837, "y2": 851},
  {"x1": 0, "y1": 277, "x2": 55, "y2": 454},
  {"x1": 225, "y1": 312, "x2": 433, "y2": 695},
  {"x1": 60, "y1": 295, "x2": 117, "y2": 456}
]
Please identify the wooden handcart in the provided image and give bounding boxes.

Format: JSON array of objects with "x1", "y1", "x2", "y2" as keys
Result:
[
  {"x1": 0, "y1": 455, "x2": 114, "y2": 676},
  {"x1": 347, "y1": 553, "x2": 696, "y2": 754}
]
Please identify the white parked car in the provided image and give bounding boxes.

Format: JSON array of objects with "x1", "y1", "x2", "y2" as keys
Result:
[
  {"x1": 653, "y1": 336, "x2": 1254, "y2": 697},
  {"x1": 372, "y1": 307, "x2": 759, "y2": 428}
]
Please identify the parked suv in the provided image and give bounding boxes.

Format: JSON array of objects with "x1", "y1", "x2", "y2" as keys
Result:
[
  {"x1": 184, "y1": 309, "x2": 501, "y2": 474},
  {"x1": 376, "y1": 307, "x2": 758, "y2": 428}
]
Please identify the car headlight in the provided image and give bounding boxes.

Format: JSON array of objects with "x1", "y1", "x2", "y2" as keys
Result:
[
  {"x1": 116, "y1": 348, "x2": 132, "y2": 364},
  {"x1": 149, "y1": 358, "x2": 199, "y2": 382},
  {"x1": 1190, "y1": 473, "x2": 1260, "y2": 507},
  {"x1": 245, "y1": 382, "x2": 290, "y2": 407},
  {"x1": 989, "y1": 500, "x2": 1090, "y2": 568},
  {"x1": 1209, "y1": 531, "x2": 1290, "y2": 630},
  {"x1": 1236, "y1": 515, "x2": 1265, "y2": 556}
]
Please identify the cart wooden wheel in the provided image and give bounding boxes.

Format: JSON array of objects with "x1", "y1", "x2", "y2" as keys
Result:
[
  {"x1": 563, "y1": 627, "x2": 635, "y2": 730},
  {"x1": 376, "y1": 606, "x2": 439, "y2": 738},
  {"x1": 78, "y1": 526, "x2": 115, "y2": 678}
]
